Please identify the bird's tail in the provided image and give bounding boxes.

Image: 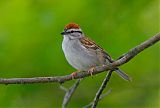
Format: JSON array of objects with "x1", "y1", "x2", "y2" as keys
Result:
[{"x1": 114, "y1": 68, "x2": 132, "y2": 81}]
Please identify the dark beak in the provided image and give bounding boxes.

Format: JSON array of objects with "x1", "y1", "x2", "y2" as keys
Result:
[{"x1": 61, "y1": 31, "x2": 66, "y2": 35}]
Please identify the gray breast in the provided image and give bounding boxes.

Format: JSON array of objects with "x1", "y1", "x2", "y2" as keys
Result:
[{"x1": 62, "y1": 36, "x2": 101, "y2": 71}]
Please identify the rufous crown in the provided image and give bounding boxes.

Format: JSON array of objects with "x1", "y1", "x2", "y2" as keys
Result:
[{"x1": 64, "y1": 23, "x2": 80, "y2": 30}]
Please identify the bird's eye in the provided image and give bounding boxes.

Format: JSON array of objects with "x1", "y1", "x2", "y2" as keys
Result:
[{"x1": 71, "y1": 31, "x2": 74, "y2": 33}]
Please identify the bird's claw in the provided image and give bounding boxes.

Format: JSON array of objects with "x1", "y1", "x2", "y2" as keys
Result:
[
  {"x1": 87, "y1": 67, "x2": 96, "y2": 77},
  {"x1": 71, "y1": 70, "x2": 81, "y2": 79},
  {"x1": 71, "y1": 72, "x2": 77, "y2": 79}
]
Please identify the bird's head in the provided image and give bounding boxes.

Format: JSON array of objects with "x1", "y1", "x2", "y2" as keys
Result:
[{"x1": 61, "y1": 23, "x2": 84, "y2": 39}]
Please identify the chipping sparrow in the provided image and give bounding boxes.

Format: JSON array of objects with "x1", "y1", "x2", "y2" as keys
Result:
[{"x1": 61, "y1": 23, "x2": 131, "y2": 81}]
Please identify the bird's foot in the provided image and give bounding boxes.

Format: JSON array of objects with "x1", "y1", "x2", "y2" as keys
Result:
[
  {"x1": 87, "y1": 67, "x2": 96, "y2": 77},
  {"x1": 71, "y1": 70, "x2": 80, "y2": 79}
]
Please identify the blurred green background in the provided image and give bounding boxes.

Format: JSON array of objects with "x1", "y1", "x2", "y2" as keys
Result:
[{"x1": 0, "y1": 0, "x2": 159, "y2": 108}]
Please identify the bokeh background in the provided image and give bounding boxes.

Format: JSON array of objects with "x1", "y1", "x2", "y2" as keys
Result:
[{"x1": 0, "y1": 0, "x2": 159, "y2": 108}]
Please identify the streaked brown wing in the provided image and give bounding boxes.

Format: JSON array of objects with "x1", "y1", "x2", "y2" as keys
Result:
[{"x1": 80, "y1": 37, "x2": 113, "y2": 62}]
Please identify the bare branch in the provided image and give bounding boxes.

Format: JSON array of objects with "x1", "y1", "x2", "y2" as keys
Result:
[
  {"x1": 62, "y1": 79, "x2": 81, "y2": 108},
  {"x1": 99, "y1": 89, "x2": 112, "y2": 99},
  {"x1": 92, "y1": 71, "x2": 113, "y2": 108},
  {"x1": 83, "y1": 89, "x2": 112, "y2": 108},
  {"x1": 0, "y1": 33, "x2": 159, "y2": 85},
  {"x1": 60, "y1": 86, "x2": 68, "y2": 92}
]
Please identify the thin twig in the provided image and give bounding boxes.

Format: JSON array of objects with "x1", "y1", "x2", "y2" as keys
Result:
[
  {"x1": 62, "y1": 79, "x2": 81, "y2": 108},
  {"x1": 0, "y1": 33, "x2": 159, "y2": 84},
  {"x1": 99, "y1": 89, "x2": 112, "y2": 99},
  {"x1": 92, "y1": 71, "x2": 113, "y2": 108},
  {"x1": 83, "y1": 89, "x2": 112, "y2": 108},
  {"x1": 60, "y1": 86, "x2": 68, "y2": 92}
]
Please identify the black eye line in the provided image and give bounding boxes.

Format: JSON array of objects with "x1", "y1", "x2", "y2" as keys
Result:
[{"x1": 66, "y1": 31, "x2": 82, "y2": 34}]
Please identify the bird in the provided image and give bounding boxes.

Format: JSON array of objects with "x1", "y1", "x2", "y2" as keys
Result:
[{"x1": 61, "y1": 23, "x2": 131, "y2": 81}]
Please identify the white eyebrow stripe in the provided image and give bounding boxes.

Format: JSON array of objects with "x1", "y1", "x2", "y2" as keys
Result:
[{"x1": 66, "y1": 28, "x2": 82, "y2": 32}]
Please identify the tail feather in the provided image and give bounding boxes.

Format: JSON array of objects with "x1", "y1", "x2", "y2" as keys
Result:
[{"x1": 114, "y1": 68, "x2": 132, "y2": 81}]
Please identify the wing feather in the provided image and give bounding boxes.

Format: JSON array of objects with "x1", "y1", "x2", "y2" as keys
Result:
[{"x1": 80, "y1": 37, "x2": 113, "y2": 62}]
